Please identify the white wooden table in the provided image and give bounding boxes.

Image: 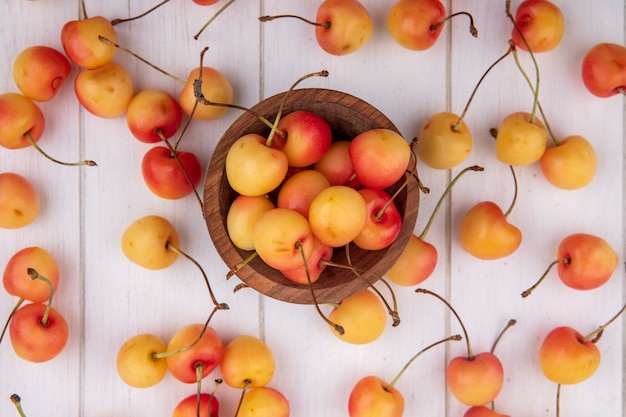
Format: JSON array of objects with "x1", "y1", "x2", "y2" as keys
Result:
[{"x1": 1, "y1": 1, "x2": 624, "y2": 416}]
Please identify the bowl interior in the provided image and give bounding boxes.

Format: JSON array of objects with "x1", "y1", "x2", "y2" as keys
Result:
[{"x1": 204, "y1": 88, "x2": 419, "y2": 304}]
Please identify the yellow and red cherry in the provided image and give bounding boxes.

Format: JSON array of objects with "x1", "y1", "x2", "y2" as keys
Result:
[
  {"x1": 61, "y1": 15, "x2": 118, "y2": 69},
  {"x1": 328, "y1": 289, "x2": 387, "y2": 345},
  {"x1": 308, "y1": 185, "x2": 368, "y2": 248},
  {"x1": 236, "y1": 387, "x2": 289, "y2": 417},
  {"x1": 417, "y1": 112, "x2": 472, "y2": 170},
  {"x1": 141, "y1": 146, "x2": 202, "y2": 200},
  {"x1": 349, "y1": 129, "x2": 410, "y2": 190},
  {"x1": 220, "y1": 335, "x2": 275, "y2": 389},
  {"x1": 352, "y1": 188, "x2": 402, "y2": 251},
  {"x1": 581, "y1": 42, "x2": 626, "y2": 98},
  {"x1": 510, "y1": 0, "x2": 564, "y2": 53},
  {"x1": 9, "y1": 302, "x2": 68, "y2": 362},
  {"x1": 539, "y1": 135, "x2": 597, "y2": 190},
  {"x1": 280, "y1": 237, "x2": 333, "y2": 285},
  {"x1": 227, "y1": 195, "x2": 276, "y2": 251},
  {"x1": 459, "y1": 201, "x2": 522, "y2": 260},
  {"x1": 74, "y1": 62, "x2": 134, "y2": 118},
  {"x1": 252, "y1": 207, "x2": 315, "y2": 270},
  {"x1": 0, "y1": 92, "x2": 45, "y2": 150},
  {"x1": 539, "y1": 326, "x2": 600, "y2": 385},
  {"x1": 116, "y1": 333, "x2": 168, "y2": 388},
  {"x1": 126, "y1": 89, "x2": 183, "y2": 143},
  {"x1": 121, "y1": 215, "x2": 180, "y2": 270},
  {"x1": 193, "y1": 0, "x2": 220, "y2": 5},
  {"x1": 172, "y1": 393, "x2": 219, "y2": 417},
  {"x1": 0, "y1": 172, "x2": 40, "y2": 229},
  {"x1": 314, "y1": 140, "x2": 362, "y2": 189},
  {"x1": 12, "y1": 45, "x2": 72, "y2": 102},
  {"x1": 260, "y1": 0, "x2": 373, "y2": 56},
  {"x1": 3, "y1": 247, "x2": 58, "y2": 303},
  {"x1": 225, "y1": 133, "x2": 289, "y2": 197},
  {"x1": 522, "y1": 233, "x2": 618, "y2": 297},
  {"x1": 463, "y1": 406, "x2": 510, "y2": 417},
  {"x1": 178, "y1": 66, "x2": 233, "y2": 120},
  {"x1": 276, "y1": 169, "x2": 330, "y2": 218},
  {"x1": 270, "y1": 110, "x2": 332, "y2": 168},
  {"x1": 495, "y1": 112, "x2": 547, "y2": 166},
  {"x1": 165, "y1": 323, "x2": 225, "y2": 384}
]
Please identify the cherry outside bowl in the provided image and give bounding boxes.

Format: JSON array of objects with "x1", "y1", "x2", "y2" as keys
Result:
[{"x1": 203, "y1": 88, "x2": 419, "y2": 304}]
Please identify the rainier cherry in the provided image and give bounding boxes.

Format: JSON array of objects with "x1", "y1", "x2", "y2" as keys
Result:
[
  {"x1": 0, "y1": 172, "x2": 40, "y2": 229},
  {"x1": 178, "y1": 66, "x2": 233, "y2": 120},
  {"x1": 74, "y1": 62, "x2": 134, "y2": 118},
  {"x1": 260, "y1": 0, "x2": 373, "y2": 56},
  {"x1": 3, "y1": 246, "x2": 59, "y2": 303},
  {"x1": 270, "y1": 110, "x2": 332, "y2": 168},
  {"x1": 314, "y1": 140, "x2": 361, "y2": 189},
  {"x1": 510, "y1": 0, "x2": 565, "y2": 53},
  {"x1": 521, "y1": 233, "x2": 618, "y2": 297},
  {"x1": 220, "y1": 334, "x2": 275, "y2": 389},
  {"x1": 227, "y1": 195, "x2": 276, "y2": 251},
  {"x1": 121, "y1": 215, "x2": 180, "y2": 270},
  {"x1": 141, "y1": 145, "x2": 202, "y2": 200},
  {"x1": 116, "y1": 333, "x2": 168, "y2": 388},
  {"x1": 581, "y1": 42, "x2": 626, "y2": 98},
  {"x1": 12, "y1": 45, "x2": 72, "y2": 102},
  {"x1": 539, "y1": 135, "x2": 597, "y2": 190},
  {"x1": 126, "y1": 88, "x2": 183, "y2": 143},
  {"x1": 352, "y1": 188, "x2": 402, "y2": 251},
  {"x1": 236, "y1": 387, "x2": 289, "y2": 417},
  {"x1": 495, "y1": 112, "x2": 547, "y2": 166},
  {"x1": 328, "y1": 289, "x2": 387, "y2": 345},
  {"x1": 61, "y1": 15, "x2": 118, "y2": 69},
  {"x1": 172, "y1": 393, "x2": 219, "y2": 417}
]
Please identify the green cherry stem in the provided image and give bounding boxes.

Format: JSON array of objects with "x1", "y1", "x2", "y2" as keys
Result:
[
  {"x1": 25, "y1": 131, "x2": 97, "y2": 167},
  {"x1": 295, "y1": 242, "x2": 345, "y2": 336},
  {"x1": 265, "y1": 69, "x2": 329, "y2": 148},
  {"x1": 0, "y1": 298, "x2": 25, "y2": 346},
  {"x1": 195, "y1": 362, "x2": 204, "y2": 417},
  {"x1": 452, "y1": 45, "x2": 514, "y2": 132},
  {"x1": 111, "y1": 0, "x2": 172, "y2": 25},
  {"x1": 556, "y1": 383, "x2": 562, "y2": 417},
  {"x1": 582, "y1": 301, "x2": 626, "y2": 343},
  {"x1": 416, "y1": 288, "x2": 473, "y2": 359},
  {"x1": 502, "y1": 165, "x2": 518, "y2": 219},
  {"x1": 10, "y1": 394, "x2": 27, "y2": 417},
  {"x1": 505, "y1": 0, "x2": 541, "y2": 123},
  {"x1": 165, "y1": 242, "x2": 228, "y2": 310},
  {"x1": 431, "y1": 11, "x2": 478, "y2": 37},
  {"x1": 27, "y1": 268, "x2": 54, "y2": 325},
  {"x1": 208, "y1": 379, "x2": 223, "y2": 417},
  {"x1": 194, "y1": 0, "x2": 237, "y2": 40},
  {"x1": 226, "y1": 252, "x2": 259, "y2": 280},
  {"x1": 418, "y1": 165, "x2": 484, "y2": 241},
  {"x1": 98, "y1": 36, "x2": 186, "y2": 85},
  {"x1": 521, "y1": 258, "x2": 568, "y2": 298},
  {"x1": 385, "y1": 334, "x2": 462, "y2": 392},
  {"x1": 233, "y1": 379, "x2": 252, "y2": 417},
  {"x1": 152, "y1": 307, "x2": 219, "y2": 360}
]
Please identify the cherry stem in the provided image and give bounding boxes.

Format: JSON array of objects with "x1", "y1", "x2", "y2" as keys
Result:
[
  {"x1": 385, "y1": 334, "x2": 462, "y2": 392},
  {"x1": 556, "y1": 383, "x2": 562, "y2": 417},
  {"x1": 0, "y1": 298, "x2": 25, "y2": 346},
  {"x1": 80, "y1": 0, "x2": 88, "y2": 19},
  {"x1": 27, "y1": 268, "x2": 54, "y2": 325},
  {"x1": 25, "y1": 132, "x2": 96, "y2": 167},
  {"x1": 505, "y1": 0, "x2": 540, "y2": 123},
  {"x1": 344, "y1": 245, "x2": 400, "y2": 326},
  {"x1": 165, "y1": 242, "x2": 228, "y2": 310},
  {"x1": 208, "y1": 379, "x2": 222, "y2": 416},
  {"x1": 195, "y1": 362, "x2": 204, "y2": 417},
  {"x1": 416, "y1": 288, "x2": 473, "y2": 359},
  {"x1": 374, "y1": 143, "x2": 419, "y2": 221},
  {"x1": 617, "y1": 86, "x2": 626, "y2": 95},
  {"x1": 418, "y1": 165, "x2": 483, "y2": 241},
  {"x1": 193, "y1": 47, "x2": 285, "y2": 137},
  {"x1": 152, "y1": 307, "x2": 219, "y2": 360},
  {"x1": 226, "y1": 252, "x2": 259, "y2": 279},
  {"x1": 453, "y1": 45, "x2": 513, "y2": 132},
  {"x1": 10, "y1": 394, "x2": 27, "y2": 417},
  {"x1": 511, "y1": 45, "x2": 560, "y2": 146},
  {"x1": 490, "y1": 319, "x2": 517, "y2": 353},
  {"x1": 111, "y1": 0, "x2": 171, "y2": 25},
  {"x1": 194, "y1": 0, "x2": 237, "y2": 40},
  {"x1": 98, "y1": 36, "x2": 186, "y2": 85},
  {"x1": 157, "y1": 130, "x2": 204, "y2": 212},
  {"x1": 521, "y1": 258, "x2": 568, "y2": 298},
  {"x1": 503, "y1": 165, "x2": 518, "y2": 218},
  {"x1": 265, "y1": 69, "x2": 329, "y2": 148},
  {"x1": 582, "y1": 300, "x2": 626, "y2": 343},
  {"x1": 295, "y1": 242, "x2": 344, "y2": 335},
  {"x1": 233, "y1": 379, "x2": 252, "y2": 417},
  {"x1": 431, "y1": 11, "x2": 478, "y2": 38},
  {"x1": 258, "y1": 14, "x2": 330, "y2": 30}
]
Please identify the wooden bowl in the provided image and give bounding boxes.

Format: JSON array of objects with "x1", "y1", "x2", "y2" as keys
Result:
[{"x1": 203, "y1": 88, "x2": 419, "y2": 304}]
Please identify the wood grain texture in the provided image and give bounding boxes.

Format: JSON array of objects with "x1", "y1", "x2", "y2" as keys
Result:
[{"x1": 0, "y1": 1, "x2": 623, "y2": 417}]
